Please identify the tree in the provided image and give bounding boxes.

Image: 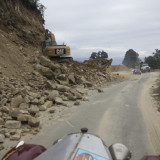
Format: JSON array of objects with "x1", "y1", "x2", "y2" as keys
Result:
[
  {"x1": 122, "y1": 49, "x2": 139, "y2": 68},
  {"x1": 145, "y1": 49, "x2": 160, "y2": 69},
  {"x1": 90, "y1": 50, "x2": 108, "y2": 60},
  {"x1": 153, "y1": 49, "x2": 160, "y2": 59},
  {"x1": 21, "y1": 0, "x2": 46, "y2": 24}
]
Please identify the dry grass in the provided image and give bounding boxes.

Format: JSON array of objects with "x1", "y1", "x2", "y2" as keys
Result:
[{"x1": 153, "y1": 72, "x2": 160, "y2": 105}]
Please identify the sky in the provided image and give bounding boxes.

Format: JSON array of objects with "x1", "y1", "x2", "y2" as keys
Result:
[{"x1": 39, "y1": 0, "x2": 160, "y2": 63}]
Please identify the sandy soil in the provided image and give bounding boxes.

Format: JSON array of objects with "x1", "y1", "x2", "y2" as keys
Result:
[{"x1": 139, "y1": 72, "x2": 160, "y2": 154}]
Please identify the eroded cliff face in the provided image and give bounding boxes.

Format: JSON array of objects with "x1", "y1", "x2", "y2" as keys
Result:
[
  {"x1": 0, "y1": 0, "x2": 45, "y2": 46},
  {"x1": 0, "y1": 0, "x2": 46, "y2": 78}
]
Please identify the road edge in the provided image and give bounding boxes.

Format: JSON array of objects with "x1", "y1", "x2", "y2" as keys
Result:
[{"x1": 139, "y1": 72, "x2": 160, "y2": 154}]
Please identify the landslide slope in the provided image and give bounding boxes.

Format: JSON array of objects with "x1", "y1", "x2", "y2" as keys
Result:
[
  {"x1": 0, "y1": 0, "x2": 118, "y2": 152},
  {"x1": 0, "y1": 0, "x2": 45, "y2": 78}
]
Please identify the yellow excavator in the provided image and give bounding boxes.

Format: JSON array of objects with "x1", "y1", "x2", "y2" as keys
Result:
[
  {"x1": 88, "y1": 51, "x2": 112, "y2": 71},
  {"x1": 42, "y1": 30, "x2": 72, "y2": 60},
  {"x1": 88, "y1": 58, "x2": 112, "y2": 70}
]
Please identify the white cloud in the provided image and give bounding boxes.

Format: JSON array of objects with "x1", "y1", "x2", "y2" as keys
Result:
[{"x1": 40, "y1": 0, "x2": 160, "y2": 61}]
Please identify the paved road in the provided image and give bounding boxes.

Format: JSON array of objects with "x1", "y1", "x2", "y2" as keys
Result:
[
  {"x1": 1, "y1": 72, "x2": 156, "y2": 159},
  {"x1": 25, "y1": 72, "x2": 156, "y2": 160}
]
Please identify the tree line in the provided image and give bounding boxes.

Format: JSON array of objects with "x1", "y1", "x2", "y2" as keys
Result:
[
  {"x1": 122, "y1": 49, "x2": 160, "y2": 69},
  {"x1": 145, "y1": 49, "x2": 160, "y2": 69}
]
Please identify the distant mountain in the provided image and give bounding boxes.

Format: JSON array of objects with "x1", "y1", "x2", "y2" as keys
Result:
[
  {"x1": 112, "y1": 57, "x2": 123, "y2": 65},
  {"x1": 73, "y1": 57, "x2": 88, "y2": 63}
]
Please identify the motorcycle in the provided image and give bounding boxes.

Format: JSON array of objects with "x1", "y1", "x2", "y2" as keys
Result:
[{"x1": 1, "y1": 128, "x2": 159, "y2": 160}]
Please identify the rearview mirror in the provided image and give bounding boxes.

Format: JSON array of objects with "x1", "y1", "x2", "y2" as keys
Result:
[{"x1": 109, "y1": 143, "x2": 131, "y2": 160}]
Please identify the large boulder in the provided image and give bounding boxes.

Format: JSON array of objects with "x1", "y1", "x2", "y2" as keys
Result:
[
  {"x1": 1, "y1": 98, "x2": 8, "y2": 106},
  {"x1": 56, "y1": 84, "x2": 70, "y2": 92},
  {"x1": 55, "y1": 97, "x2": 67, "y2": 106},
  {"x1": 35, "y1": 64, "x2": 54, "y2": 79},
  {"x1": 28, "y1": 92, "x2": 40, "y2": 99},
  {"x1": 48, "y1": 90, "x2": 59, "y2": 101},
  {"x1": 76, "y1": 88, "x2": 88, "y2": 95},
  {"x1": 0, "y1": 134, "x2": 5, "y2": 143},
  {"x1": 19, "y1": 103, "x2": 29, "y2": 110},
  {"x1": 0, "y1": 144, "x2": 4, "y2": 150},
  {"x1": 10, "y1": 130, "x2": 21, "y2": 141},
  {"x1": 68, "y1": 73, "x2": 76, "y2": 84},
  {"x1": 57, "y1": 74, "x2": 67, "y2": 81},
  {"x1": 5, "y1": 120, "x2": 21, "y2": 129},
  {"x1": 28, "y1": 118, "x2": 40, "y2": 127},
  {"x1": 39, "y1": 105, "x2": 47, "y2": 111},
  {"x1": 17, "y1": 114, "x2": 31, "y2": 122},
  {"x1": 39, "y1": 56, "x2": 51, "y2": 68},
  {"x1": 70, "y1": 89, "x2": 83, "y2": 99},
  {"x1": 10, "y1": 108, "x2": 21, "y2": 118},
  {"x1": 1, "y1": 106, "x2": 10, "y2": 114},
  {"x1": 67, "y1": 93, "x2": 77, "y2": 101},
  {"x1": 50, "y1": 63, "x2": 60, "y2": 71},
  {"x1": 42, "y1": 101, "x2": 53, "y2": 108},
  {"x1": 11, "y1": 95, "x2": 24, "y2": 108},
  {"x1": 28, "y1": 105, "x2": 39, "y2": 115},
  {"x1": 0, "y1": 118, "x2": 4, "y2": 125}
]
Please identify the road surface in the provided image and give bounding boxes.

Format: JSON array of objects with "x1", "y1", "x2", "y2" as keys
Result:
[{"x1": 1, "y1": 72, "x2": 159, "y2": 160}]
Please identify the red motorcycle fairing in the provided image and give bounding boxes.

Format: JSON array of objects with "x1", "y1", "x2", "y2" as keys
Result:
[
  {"x1": 141, "y1": 156, "x2": 160, "y2": 160},
  {"x1": 1, "y1": 144, "x2": 46, "y2": 160}
]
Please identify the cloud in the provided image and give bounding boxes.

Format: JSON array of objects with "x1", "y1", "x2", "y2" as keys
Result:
[{"x1": 40, "y1": 0, "x2": 160, "y2": 60}]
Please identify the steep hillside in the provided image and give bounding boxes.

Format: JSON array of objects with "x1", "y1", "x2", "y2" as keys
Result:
[{"x1": 0, "y1": 0, "x2": 45, "y2": 78}]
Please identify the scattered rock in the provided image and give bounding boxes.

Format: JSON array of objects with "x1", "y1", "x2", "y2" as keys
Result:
[
  {"x1": 38, "y1": 97, "x2": 45, "y2": 105},
  {"x1": 49, "y1": 109, "x2": 55, "y2": 113},
  {"x1": 74, "y1": 101, "x2": 80, "y2": 105},
  {"x1": 48, "y1": 91, "x2": 59, "y2": 101},
  {"x1": 19, "y1": 103, "x2": 29, "y2": 110},
  {"x1": 43, "y1": 101, "x2": 53, "y2": 108},
  {"x1": 55, "y1": 97, "x2": 67, "y2": 106},
  {"x1": 0, "y1": 134, "x2": 5, "y2": 143},
  {"x1": 0, "y1": 129, "x2": 5, "y2": 135},
  {"x1": 56, "y1": 84, "x2": 70, "y2": 92},
  {"x1": 57, "y1": 74, "x2": 67, "y2": 81},
  {"x1": 39, "y1": 105, "x2": 47, "y2": 111},
  {"x1": 0, "y1": 118, "x2": 4, "y2": 125},
  {"x1": 39, "y1": 56, "x2": 51, "y2": 68},
  {"x1": 1, "y1": 106, "x2": 10, "y2": 114},
  {"x1": 97, "y1": 88, "x2": 104, "y2": 93},
  {"x1": 83, "y1": 97, "x2": 89, "y2": 101},
  {"x1": 10, "y1": 108, "x2": 21, "y2": 118},
  {"x1": 28, "y1": 118, "x2": 40, "y2": 127},
  {"x1": 1, "y1": 98, "x2": 8, "y2": 106},
  {"x1": 68, "y1": 72, "x2": 76, "y2": 84},
  {"x1": 28, "y1": 105, "x2": 39, "y2": 115},
  {"x1": 5, "y1": 132, "x2": 10, "y2": 138},
  {"x1": 0, "y1": 144, "x2": 4, "y2": 150},
  {"x1": 35, "y1": 64, "x2": 54, "y2": 79},
  {"x1": 17, "y1": 114, "x2": 31, "y2": 122},
  {"x1": 10, "y1": 130, "x2": 21, "y2": 141},
  {"x1": 11, "y1": 95, "x2": 24, "y2": 108}
]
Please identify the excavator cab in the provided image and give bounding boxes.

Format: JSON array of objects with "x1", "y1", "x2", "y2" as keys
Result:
[{"x1": 42, "y1": 30, "x2": 71, "y2": 59}]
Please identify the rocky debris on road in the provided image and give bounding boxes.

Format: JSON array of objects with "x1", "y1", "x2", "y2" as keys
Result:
[{"x1": 0, "y1": 55, "x2": 118, "y2": 146}]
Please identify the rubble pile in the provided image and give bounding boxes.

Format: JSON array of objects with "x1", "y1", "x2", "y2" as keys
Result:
[{"x1": 0, "y1": 56, "x2": 118, "y2": 149}]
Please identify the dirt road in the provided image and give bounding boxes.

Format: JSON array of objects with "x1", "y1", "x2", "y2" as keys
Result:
[{"x1": 1, "y1": 72, "x2": 159, "y2": 160}]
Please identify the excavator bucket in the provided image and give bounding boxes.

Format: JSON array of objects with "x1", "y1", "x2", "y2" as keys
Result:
[{"x1": 88, "y1": 58, "x2": 112, "y2": 71}]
